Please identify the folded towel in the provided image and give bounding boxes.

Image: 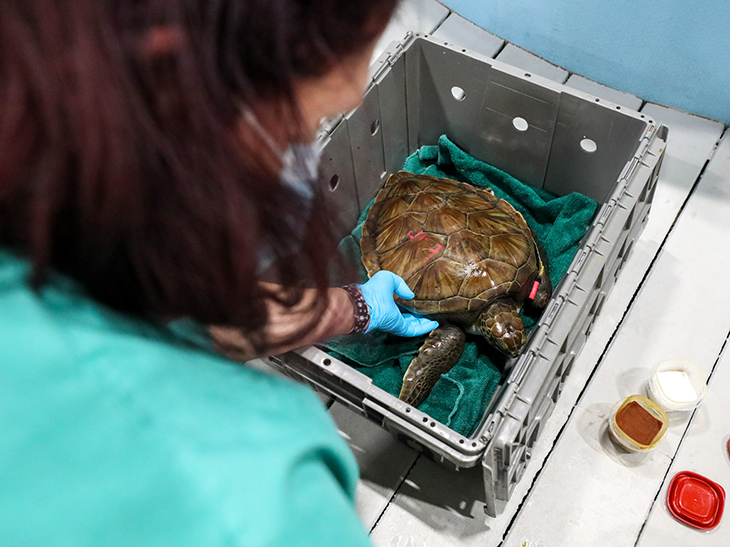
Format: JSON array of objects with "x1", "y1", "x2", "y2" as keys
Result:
[{"x1": 322, "y1": 135, "x2": 597, "y2": 436}]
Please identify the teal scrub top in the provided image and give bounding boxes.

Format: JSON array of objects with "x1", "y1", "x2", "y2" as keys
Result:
[{"x1": 0, "y1": 251, "x2": 372, "y2": 546}]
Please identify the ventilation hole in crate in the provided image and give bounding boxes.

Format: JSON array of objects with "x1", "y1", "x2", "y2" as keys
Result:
[
  {"x1": 459, "y1": 439, "x2": 465, "y2": 444},
  {"x1": 472, "y1": 442, "x2": 477, "y2": 447},
  {"x1": 422, "y1": 417, "x2": 428, "y2": 423},
  {"x1": 641, "y1": 114, "x2": 645, "y2": 118},
  {"x1": 405, "y1": 407, "x2": 411, "y2": 413},
  {"x1": 616, "y1": 105, "x2": 621, "y2": 109},
  {"x1": 329, "y1": 174, "x2": 340, "y2": 191},
  {"x1": 580, "y1": 138, "x2": 597, "y2": 153},
  {"x1": 512, "y1": 117, "x2": 529, "y2": 132},
  {"x1": 451, "y1": 86, "x2": 466, "y2": 101},
  {"x1": 322, "y1": 358, "x2": 331, "y2": 366},
  {"x1": 430, "y1": 421, "x2": 436, "y2": 427},
  {"x1": 595, "y1": 98, "x2": 600, "y2": 102},
  {"x1": 525, "y1": 73, "x2": 531, "y2": 77},
  {"x1": 370, "y1": 119, "x2": 381, "y2": 136},
  {"x1": 461, "y1": 48, "x2": 466, "y2": 52}
]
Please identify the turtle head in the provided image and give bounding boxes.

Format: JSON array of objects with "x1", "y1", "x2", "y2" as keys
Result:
[{"x1": 476, "y1": 299, "x2": 526, "y2": 358}]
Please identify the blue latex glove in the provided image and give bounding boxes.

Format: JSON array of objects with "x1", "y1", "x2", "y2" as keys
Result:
[{"x1": 359, "y1": 271, "x2": 439, "y2": 337}]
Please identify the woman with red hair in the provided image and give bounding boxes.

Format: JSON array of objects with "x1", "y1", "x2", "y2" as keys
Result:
[{"x1": 0, "y1": 0, "x2": 436, "y2": 544}]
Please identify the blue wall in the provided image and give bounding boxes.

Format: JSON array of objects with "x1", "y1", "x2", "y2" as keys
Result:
[{"x1": 443, "y1": 0, "x2": 730, "y2": 125}]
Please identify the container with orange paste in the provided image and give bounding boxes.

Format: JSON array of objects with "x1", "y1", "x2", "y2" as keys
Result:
[{"x1": 608, "y1": 395, "x2": 669, "y2": 451}]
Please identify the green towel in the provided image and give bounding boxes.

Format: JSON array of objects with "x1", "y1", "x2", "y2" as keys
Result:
[{"x1": 322, "y1": 135, "x2": 597, "y2": 436}]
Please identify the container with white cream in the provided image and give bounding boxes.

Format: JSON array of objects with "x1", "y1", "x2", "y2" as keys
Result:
[{"x1": 646, "y1": 358, "x2": 707, "y2": 412}]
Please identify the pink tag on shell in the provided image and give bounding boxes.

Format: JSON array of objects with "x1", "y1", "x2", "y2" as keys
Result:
[{"x1": 529, "y1": 281, "x2": 540, "y2": 300}]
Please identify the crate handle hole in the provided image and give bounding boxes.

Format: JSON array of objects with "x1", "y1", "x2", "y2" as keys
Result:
[
  {"x1": 451, "y1": 86, "x2": 466, "y2": 101},
  {"x1": 322, "y1": 358, "x2": 331, "y2": 366},
  {"x1": 512, "y1": 117, "x2": 529, "y2": 132},
  {"x1": 329, "y1": 174, "x2": 340, "y2": 191},
  {"x1": 370, "y1": 119, "x2": 381, "y2": 136},
  {"x1": 580, "y1": 138, "x2": 597, "y2": 154}
]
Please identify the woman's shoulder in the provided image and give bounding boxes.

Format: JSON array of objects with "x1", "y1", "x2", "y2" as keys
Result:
[
  {"x1": 0, "y1": 248, "x2": 345, "y2": 459},
  {"x1": 0, "y1": 252, "x2": 365, "y2": 545}
]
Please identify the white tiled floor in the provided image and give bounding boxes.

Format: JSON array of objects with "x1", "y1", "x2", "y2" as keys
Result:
[{"x1": 329, "y1": 3, "x2": 730, "y2": 546}]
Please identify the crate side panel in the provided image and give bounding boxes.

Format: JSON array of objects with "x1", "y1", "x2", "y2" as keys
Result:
[
  {"x1": 320, "y1": 123, "x2": 360, "y2": 240},
  {"x1": 406, "y1": 41, "x2": 493, "y2": 153},
  {"x1": 375, "y1": 55, "x2": 410, "y2": 186},
  {"x1": 472, "y1": 67, "x2": 561, "y2": 189},
  {"x1": 544, "y1": 94, "x2": 648, "y2": 202},
  {"x1": 346, "y1": 87, "x2": 387, "y2": 212}
]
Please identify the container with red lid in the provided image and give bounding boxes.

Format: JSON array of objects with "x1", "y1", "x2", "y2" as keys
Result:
[{"x1": 666, "y1": 471, "x2": 725, "y2": 530}]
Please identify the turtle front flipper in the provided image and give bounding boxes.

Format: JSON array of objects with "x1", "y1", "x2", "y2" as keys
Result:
[
  {"x1": 399, "y1": 324, "x2": 465, "y2": 407},
  {"x1": 477, "y1": 298, "x2": 526, "y2": 358}
]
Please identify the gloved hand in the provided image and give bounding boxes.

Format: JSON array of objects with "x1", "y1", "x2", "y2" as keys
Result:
[{"x1": 359, "y1": 271, "x2": 439, "y2": 337}]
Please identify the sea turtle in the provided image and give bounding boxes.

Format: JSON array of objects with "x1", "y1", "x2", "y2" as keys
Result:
[{"x1": 361, "y1": 171, "x2": 552, "y2": 406}]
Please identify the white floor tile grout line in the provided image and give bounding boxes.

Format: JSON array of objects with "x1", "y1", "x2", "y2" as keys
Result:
[{"x1": 368, "y1": 456, "x2": 422, "y2": 535}]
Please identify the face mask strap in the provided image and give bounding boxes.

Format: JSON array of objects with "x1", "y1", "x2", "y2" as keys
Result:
[
  {"x1": 241, "y1": 108, "x2": 286, "y2": 160},
  {"x1": 242, "y1": 108, "x2": 321, "y2": 192}
]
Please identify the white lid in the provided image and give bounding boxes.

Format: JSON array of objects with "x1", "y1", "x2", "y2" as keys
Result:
[{"x1": 648, "y1": 359, "x2": 707, "y2": 411}]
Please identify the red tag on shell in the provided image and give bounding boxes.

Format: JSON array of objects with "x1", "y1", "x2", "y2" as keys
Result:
[{"x1": 529, "y1": 281, "x2": 540, "y2": 300}]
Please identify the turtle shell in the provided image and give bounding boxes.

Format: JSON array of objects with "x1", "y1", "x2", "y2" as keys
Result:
[{"x1": 361, "y1": 171, "x2": 540, "y2": 319}]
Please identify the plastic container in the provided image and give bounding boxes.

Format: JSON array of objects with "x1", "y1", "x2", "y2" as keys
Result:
[
  {"x1": 269, "y1": 28, "x2": 668, "y2": 516},
  {"x1": 667, "y1": 471, "x2": 725, "y2": 530},
  {"x1": 608, "y1": 395, "x2": 668, "y2": 452},
  {"x1": 647, "y1": 358, "x2": 707, "y2": 412}
]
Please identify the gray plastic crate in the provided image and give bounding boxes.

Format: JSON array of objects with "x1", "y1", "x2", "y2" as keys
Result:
[{"x1": 268, "y1": 34, "x2": 667, "y2": 516}]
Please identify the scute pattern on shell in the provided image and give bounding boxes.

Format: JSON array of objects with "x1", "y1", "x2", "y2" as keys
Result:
[{"x1": 361, "y1": 172, "x2": 539, "y2": 318}]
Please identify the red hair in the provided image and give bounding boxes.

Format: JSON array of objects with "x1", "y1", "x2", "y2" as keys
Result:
[{"x1": 0, "y1": 0, "x2": 396, "y2": 350}]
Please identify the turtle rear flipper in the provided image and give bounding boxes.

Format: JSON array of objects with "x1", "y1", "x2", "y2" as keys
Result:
[
  {"x1": 399, "y1": 324, "x2": 465, "y2": 407},
  {"x1": 477, "y1": 298, "x2": 526, "y2": 358}
]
